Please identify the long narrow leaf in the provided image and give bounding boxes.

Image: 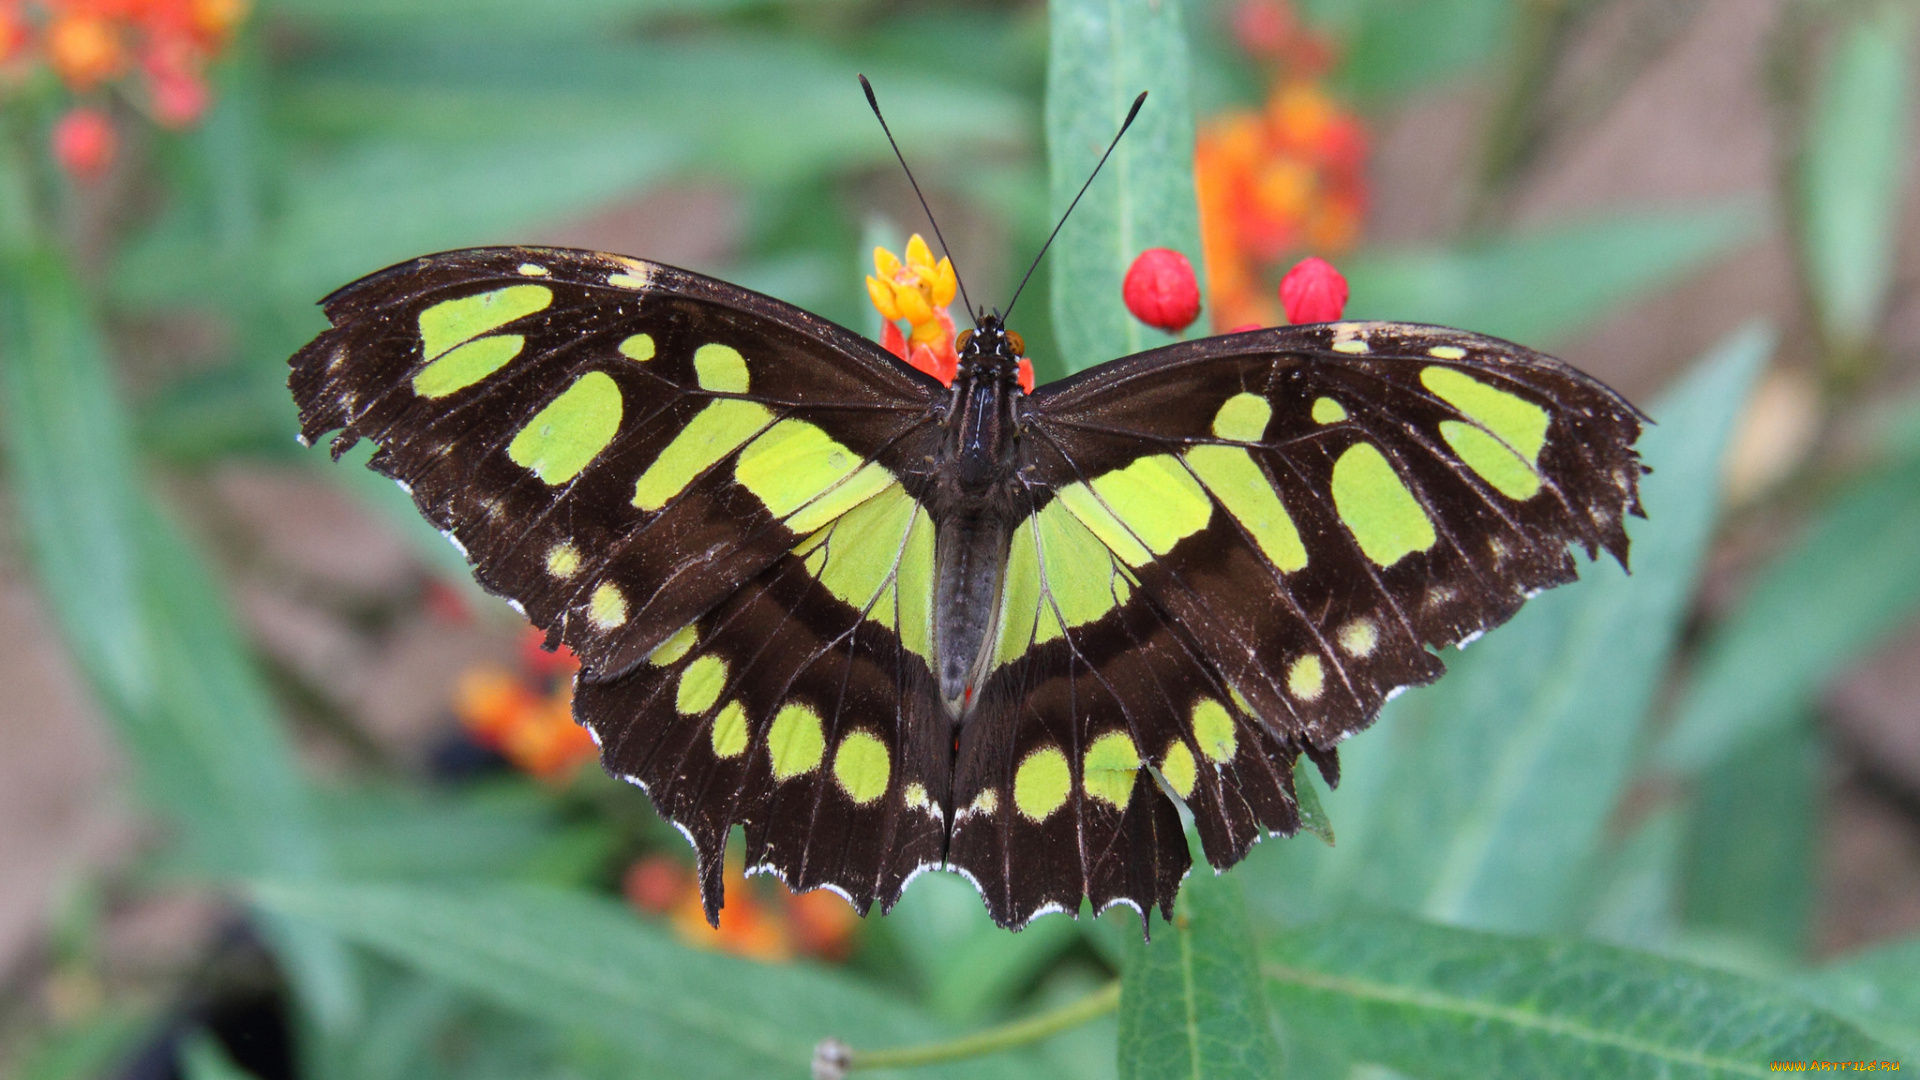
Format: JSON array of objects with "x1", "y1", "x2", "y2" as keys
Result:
[
  {"x1": 0, "y1": 252, "x2": 354, "y2": 1027},
  {"x1": 252, "y1": 881, "x2": 1051, "y2": 1080},
  {"x1": 1264, "y1": 913, "x2": 1894, "y2": 1078},
  {"x1": 1800, "y1": 0, "x2": 1914, "y2": 351},
  {"x1": 1661, "y1": 455, "x2": 1920, "y2": 773},
  {"x1": 1047, "y1": 0, "x2": 1205, "y2": 372}
]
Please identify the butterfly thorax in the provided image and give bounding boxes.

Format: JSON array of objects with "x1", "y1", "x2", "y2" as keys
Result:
[{"x1": 930, "y1": 317, "x2": 1026, "y2": 720}]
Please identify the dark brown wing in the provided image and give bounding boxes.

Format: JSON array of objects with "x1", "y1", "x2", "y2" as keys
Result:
[
  {"x1": 289, "y1": 246, "x2": 943, "y2": 679},
  {"x1": 943, "y1": 320, "x2": 1644, "y2": 922}
]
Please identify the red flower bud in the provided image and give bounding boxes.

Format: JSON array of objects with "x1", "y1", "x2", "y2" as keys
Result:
[
  {"x1": 1279, "y1": 256, "x2": 1347, "y2": 324},
  {"x1": 51, "y1": 108, "x2": 116, "y2": 182},
  {"x1": 1122, "y1": 248, "x2": 1201, "y2": 333}
]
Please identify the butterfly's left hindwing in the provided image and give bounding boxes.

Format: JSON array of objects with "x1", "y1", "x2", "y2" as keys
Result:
[
  {"x1": 578, "y1": 487, "x2": 952, "y2": 921},
  {"x1": 289, "y1": 246, "x2": 942, "y2": 680}
]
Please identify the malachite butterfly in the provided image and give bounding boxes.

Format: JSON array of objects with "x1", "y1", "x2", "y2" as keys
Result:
[{"x1": 288, "y1": 245, "x2": 1643, "y2": 929}]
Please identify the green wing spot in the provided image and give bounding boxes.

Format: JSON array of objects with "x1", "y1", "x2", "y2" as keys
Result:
[
  {"x1": 1082, "y1": 732, "x2": 1141, "y2": 807},
  {"x1": 833, "y1": 730, "x2": 891, "y2": 804},
  {"x1": 1014, "y1": 747, "x2": 1071, "y2": 821},
  {"x1": 619, "y1": 334, "x2": 656, "y2": 362},
  {"x1": 1420, "y1": 366, "x2": 1549, "y2": 463},
  {"x1": 710, "y1": 701, "x2": 749, "y2": 758},
  {"x1": 785, "y1": 460, "x2": 896, "y2": 533},
  {"x1": 1331, "y1": 443, "x2": 1436, "y2": 567},
  {"x1": 1159, "y1": 741, "x2": 1197, "y2": 799},
  {"x1": 1056, "y1": 453, "x2": 1212, "y2": 567},
  {"x1": 1088, "y1": 454, "x2": 1212, "y2": 555},
  {"x1": 413, "y1": 335, "x2": 524, "y2": 398},
  {"x1": 1192, "y1": 699, "x2": 1238, "y2": 763},
  {"x1": 508, "y1": 371, "x2": 623, "y2": 485},
  {"x1": 1428, "y1": 344, "x2": 1467, "y2": 360},
  {"x1": 675, "y1": 655, "x2": 728, "y2": 715},
  {"x1": 1035, "y1": 501, "x2": 1131, "y2": 632},
  {"x1": 768, "y1": 703, "x2": 825, "y2": 779},
  {"x1": 1212, "y1": 392, "x2": 1272, "y2": 441},
  {"x1": 893, "y1": 509, "x2": 936, "y2": 662},
  {"x1": 1055, "y1": 484, "x2": 1150, "y2": 566},
  {"x1": 1312, "y1": 397, "x2": 1347, "y2": 424},
  {"x1": 1287, "y1": 655, "x2": 1325, "y2": 700},
  {"x1": 1441, "y1": 420, "x2": 1542, "y2": 500},
  {"x1": 1185, "y1": 445, "x2": 1308, "y2": 573},
  {"x1": 647, "y1": 624, "x2": 698, "y2": 666},
  {"x1": 994, "y1": 519, "x2": 1044, "y2": 668},
  {"x1": 736, "y1": 419, "x2": 891, "y2": 524},
  {"x1": 419, "y1": 284, "x2": 551, "y2": 360},
  {"x1": 694, "y1": 343, "x2": 750, "y2": 393},
  {"x1": 632, "y1": 400, "x2": 775, "y2": 511},
  {"x1": 794, "y1": 484, "x2": 916, "y2": 616}
]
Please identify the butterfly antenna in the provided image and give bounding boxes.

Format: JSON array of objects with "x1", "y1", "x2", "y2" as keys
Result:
[
  {"x1": 1004, "y1": 90, "x2": 1148, "y2": 322},
  {"x1": 859, "y1": 74, "x2": 978, "y2": 325}
]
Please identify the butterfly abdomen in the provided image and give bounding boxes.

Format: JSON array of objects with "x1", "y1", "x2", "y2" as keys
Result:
[{"x1": 926, "y1": 325, "x2": 1028, "y2": 719}]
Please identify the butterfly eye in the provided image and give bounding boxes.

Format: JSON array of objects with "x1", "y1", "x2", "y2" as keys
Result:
[
  {"x1": 957, "y1": 329, "x2": 974, "y2": 351},
  {"x1": 1007, "y1": 331, "x2": 1026, "y2": 356}
]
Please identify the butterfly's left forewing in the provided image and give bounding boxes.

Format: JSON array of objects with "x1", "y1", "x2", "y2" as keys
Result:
[{"x1": 289, "y1": 246, "x2": 943, "y2": 679}]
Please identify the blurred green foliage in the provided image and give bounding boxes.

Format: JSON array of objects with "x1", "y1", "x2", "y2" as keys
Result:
[{"x1": 2, "y1": 0, "x2": 1919, "y2": 1077}]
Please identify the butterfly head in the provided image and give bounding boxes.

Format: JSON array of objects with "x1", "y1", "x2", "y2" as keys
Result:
[{"x1": 955, "y1": 316, "x2": 1026, "y2": 388}]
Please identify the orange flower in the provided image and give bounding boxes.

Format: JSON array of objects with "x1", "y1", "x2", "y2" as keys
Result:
[
  {"x1": 622, "y1": 852, "x2": 858, "y2": 963},
  {"x1": 46, "y1": 12, "x2": 124, "y2": 89},
  {"x1": 867, "y1": 234, "x2": 959, "y2": 385},
  {"x1": 1195, "y1": 0, "x2": 1369, "y2": 332},
  {"x1": 452, "y1": 630, "x2": 594, "y2": 781}
]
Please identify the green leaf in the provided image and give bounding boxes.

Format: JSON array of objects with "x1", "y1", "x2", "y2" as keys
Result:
[
  {"x1": 1343, "y1": 204, "x2": 1762, "y2": 346},
  {"x1": 1799, "y1": 0, "x2": 1914, "y2": 351},
  {"x1": 1264, "y1": 913, "x2": 1895, "y2": 1078},
  {"x1": 1678, "y1": 718, "x2": 1818, "y2": 961},
  {"x1": 1795, "y1": 936, "x2": 1920, "y2": 1057},
  {"x1": 308, "y1": 784, "x2": 575, "y2": 882},
  {"x1": 1242, "y1": 326, "x2": 1770, "y2": 934},
  {"x1": 123, "y1": 37, "x2": 1029, "y2": 314},
  {"x1": 252, "y1": 880, "x2": 1051, "y2": 1080},
  {"x1": 1046, "y1": 0, "x2": 1205, "y2": 373},
  {"x1": 1118, "y1": 873, "x2": 1281, "y2": 1080},
  {"x1": 0, "y1": 251, "x2": 355, "y2": 1028},
  {"x1": 0, "y1": 252, "x2": 153, "y2": 717},
  {"x1": 1660, "y1": 455, "x2": 1920, "y2": 773},
  {"x1": 881, "y1": 871, "x2": 1082, "y2": 1022}
]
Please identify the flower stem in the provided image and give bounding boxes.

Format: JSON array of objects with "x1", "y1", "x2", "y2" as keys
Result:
[{"x1": 842, "y1": 980, "x2": 1121, "y2": 1072}]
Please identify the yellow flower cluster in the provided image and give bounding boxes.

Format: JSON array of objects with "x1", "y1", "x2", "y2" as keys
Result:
[
  {"x1": 866, "y1": 234, "x2": 961, "y2": 384},
  {"x1": 866, "y1": 234, "x2": 957, "y2": 331}
]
